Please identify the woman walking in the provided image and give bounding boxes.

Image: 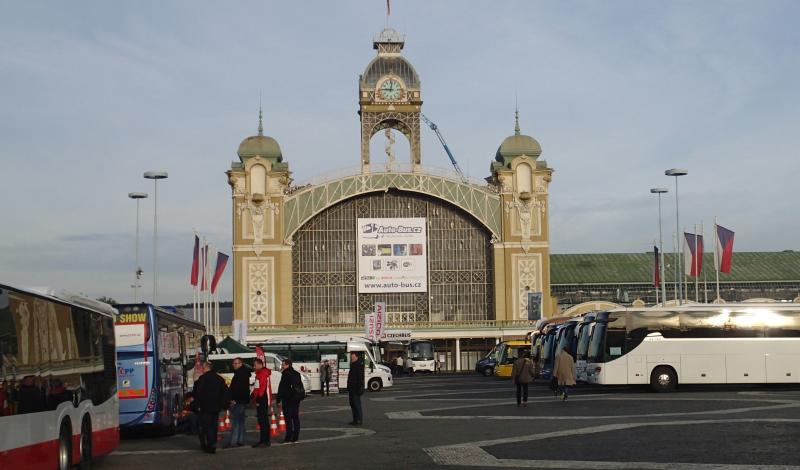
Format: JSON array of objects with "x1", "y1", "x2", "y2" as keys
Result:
[
  {"x1": 511, "y1": 351, "x2": 535, "y2": 407},
  {"x1": 553, "y1": 349, "x2": 576, "y2": 401}
]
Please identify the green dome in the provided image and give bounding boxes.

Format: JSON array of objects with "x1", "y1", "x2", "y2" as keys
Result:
[
  {"x1": 494, "y1": 110, "x2": 541, "y2": 167},
  {"x1": 237, "y1": 108, "x2": 283, "y2": 163},
  {"x1": 237, "y1": 135, "x2": 282, "y2": 162}
]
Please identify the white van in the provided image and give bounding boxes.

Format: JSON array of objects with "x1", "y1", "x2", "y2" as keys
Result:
[{"x1": 207, "y1": 352, "x2": 312, "y2": 394}]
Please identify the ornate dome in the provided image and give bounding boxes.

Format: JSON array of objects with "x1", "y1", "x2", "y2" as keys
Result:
[
  {"x1": 237, "y1": 109, "x2": 282, "y2": 163},
  {"x1": 495, "y1": 110, "x2": 541, "y2": 166}
]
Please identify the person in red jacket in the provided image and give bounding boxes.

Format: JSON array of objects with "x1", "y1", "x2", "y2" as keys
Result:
[{"x1": 251, "y1": 358, "x2": 272, "y2": 448}]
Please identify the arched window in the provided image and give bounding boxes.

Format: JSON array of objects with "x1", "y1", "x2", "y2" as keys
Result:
[
  {"x1": 516, "y1": 162, "x2": 532, "y2": 194},
  {"x1": 250, "y1": 164, "x2": 266, "y2": 196}
]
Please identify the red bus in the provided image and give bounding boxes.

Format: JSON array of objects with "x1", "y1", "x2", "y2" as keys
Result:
[{"x1": 0, "y1": 284, "x2": 119, "y2": 469}]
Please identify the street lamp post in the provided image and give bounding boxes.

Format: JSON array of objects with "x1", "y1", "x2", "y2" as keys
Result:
[
  {"x1": 128, "y1": 192, "x2": 148, "y2": 302},
  {"x1": 650, "y1": 188, "x2": 668, "y2": 305},
  {"x1": 144, "y1": 171, "x2": 168, "y2": 305},
  {"x1": 665, "y1": 168, "x2": 688, "y2": 304}
]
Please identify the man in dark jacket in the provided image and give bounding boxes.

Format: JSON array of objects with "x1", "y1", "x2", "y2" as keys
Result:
[
  {"x1": 276, "y1": 358, "x2": 303, "y2": 443},
  {"x1": 223, "y1": 357, "x2": 250, "y2": 448},
  {"x1": 192, "y1": 361, "x2": 228, "y2": 453},
  {"x1": 346, "y1": 352, "x2": 365, "y2": 425}
]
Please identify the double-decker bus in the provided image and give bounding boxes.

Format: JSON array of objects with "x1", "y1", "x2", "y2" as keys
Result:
[
  {"x1": 114, "y1": 304, "x2": 205, "y2": 431},
  {"x1": 0, "y1": 285, "x2": 119, "y2": 470},
  {"x1": 407, "y1": 340, "x2": 436, "y2": 372},
  {"x1": 254, "y1": 335, "x2": 393, "y2": 392},
  {"x1": 586, "y1": 304, "x2": 800, "y2": 392}
]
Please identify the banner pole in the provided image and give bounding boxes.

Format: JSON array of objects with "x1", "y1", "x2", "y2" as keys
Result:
[
  {"x1": 694, "y1": 224, "x2": 699, "y2": 303},
  {"x1": 714, "y1": 217, "x2": 720, "y2": 302}
]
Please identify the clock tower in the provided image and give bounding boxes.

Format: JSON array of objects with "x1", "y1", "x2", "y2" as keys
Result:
[{"x1": 358, "y1": 28, "x2": 422, "y2": 173}]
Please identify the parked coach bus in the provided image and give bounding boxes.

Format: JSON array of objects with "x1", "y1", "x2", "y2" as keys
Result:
[
  {"x1": 586, "y1": 304, "x2": 800, "y2": 392},
  {"x1": 114, "y1": 303, "x2": 205, "y2": 431},
  {"x1": 407, "y1": 340, "x2": 436, "y2": 373},
  {"x1": 0, "y1": 285, "x2": 119, "y2": 470}
]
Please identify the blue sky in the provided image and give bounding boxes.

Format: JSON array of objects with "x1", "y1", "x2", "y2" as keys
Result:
[{"x1": 1, "y1": 1, "x2": 798, "y2": 305}]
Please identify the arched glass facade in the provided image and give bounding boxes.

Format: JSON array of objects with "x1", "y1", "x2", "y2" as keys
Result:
[{"x1": 291, "y1": 190, "x2": 494, "y2": 324}]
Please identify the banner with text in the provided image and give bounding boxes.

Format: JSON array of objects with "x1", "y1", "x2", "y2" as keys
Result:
[{"x1": 357, "y1": 217, "x2": 428, "y2": 293}]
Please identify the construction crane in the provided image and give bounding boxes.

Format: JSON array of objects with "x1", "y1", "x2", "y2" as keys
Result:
[{"x1": 420, "y1": 113, "x2": 468, "y2": 184}]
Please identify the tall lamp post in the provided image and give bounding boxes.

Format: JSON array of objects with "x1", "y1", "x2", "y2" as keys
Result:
[
  {"x1": 128, "y1": 192, "x2": 148, "y2": 302},
  {"x1": 665, "y1": 168, "x2": 688, "y2": 304},
  {"x1": 144, "y1": 171, "x2": 168, "y2": 305},
  {"x1": 650, "y1": 188, "x2": 668, "y2": 305}
]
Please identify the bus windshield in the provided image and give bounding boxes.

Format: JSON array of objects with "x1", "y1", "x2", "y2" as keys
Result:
[
  {"x1": 576, "y1": 323, "x2": 595, "y2": 360},
  {"x1": 409, "y1": 341, "x2": 434, "y2": 361},
  {"x1": 587, "y1": 321, "x2": 607, "y2": 363}
]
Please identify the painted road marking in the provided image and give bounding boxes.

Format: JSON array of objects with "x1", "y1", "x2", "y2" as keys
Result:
[
  {"x1": 112, "y1": 427, "x2": 374, "y2": 455},
  {"x1": 424, "y1": 418, "x2": 800, "y2": 468}
]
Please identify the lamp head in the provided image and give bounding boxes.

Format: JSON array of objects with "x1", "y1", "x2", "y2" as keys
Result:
[
  {"x1": 144, "y1": 171, "x2": 168, "y2": 180},
  {"x1": 650, "y1": 188, "x2": 668, "y2": 194},
  {"x1": 128, "y1": 192, "x2": 148, "y2": 199},
  {"x1": 665, "y1": 169, "x2": 688, "y2": 177}
]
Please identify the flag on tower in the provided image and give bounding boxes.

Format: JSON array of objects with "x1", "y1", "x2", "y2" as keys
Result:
[
  {"x1": 653, "y1": 246, "x2": 661, "y2": 287},
  {"x1": 716, "y1": 224, "x2": 735, "y2": 274},
  {"x1": 683, "y1": 232, "x2": 704, "y2": 277},
  {"x1": 190, "y1": 235, "x2": 200, "y2": 286},
  {"x1": 210, "y1": 252, "x2": 229, "y2": 294}
]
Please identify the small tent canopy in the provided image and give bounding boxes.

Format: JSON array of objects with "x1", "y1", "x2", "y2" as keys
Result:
[{"x1": 217, "y1": 336, "x2": 253, "y2": 354}]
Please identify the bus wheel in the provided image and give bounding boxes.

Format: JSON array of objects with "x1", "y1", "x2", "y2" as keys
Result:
[
  {"x1": 79, "y1": 416, "x2": 92, "y2": 469},
  {"x1": 368, "y1": 378, "x2": 382, "y2": 392},
  {"x1": 483, "y1": 367, "x2": 494, "y2": 377},
  {"x1": 58, "y1": 420, "x2": 72, "y2": 470},
  {"x1": 650, "y1": 366, "x2": 677, "y2": 393}
]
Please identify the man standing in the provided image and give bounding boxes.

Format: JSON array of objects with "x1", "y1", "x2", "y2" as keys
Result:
[
  {"x1": 511, "y1": 351, "x2": 535, "y2": 407},
  {"x1": 347, "y1": 352, "x2": 365, "y2": 425},
  {"x1": 320, "y1": 360, "x2": 331, "y2": 396},
  {"x1": 192, "y1": 361, "x2": 228, "y2": 453},
  {"x1": 394, "y1": 354, "x2": 404, "y2": 377},
  {"x1": 223, "y1": 357, "x2": 250, "y2": 448},
  {"x1": 276, "y1": 358, "x2": 303, "y2": 443},
  {"x1": 251, "y1": 358, "x2": 272, "y2": 448}
]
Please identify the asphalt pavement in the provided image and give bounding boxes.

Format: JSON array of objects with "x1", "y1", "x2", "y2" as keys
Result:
[{"x1": 102, "y1": 374, "x2": 800, "y2": 469}]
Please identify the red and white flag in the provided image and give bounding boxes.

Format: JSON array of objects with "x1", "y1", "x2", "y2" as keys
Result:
[
  {"x1": 683, "y1": 232, "x2": 704, "y2": 277},
  {"x1": 190, "y1": 235, "x2": 200, "y2": 286},
  {"x1": 716, "y1": 224, "x2": 735, "y2": 274},
  {"x1": 210, "y1": 252, "x2": 229, "y2": 294},
  {"x1": 255, "y1": 345, "x2": 265, "y2": 364}
]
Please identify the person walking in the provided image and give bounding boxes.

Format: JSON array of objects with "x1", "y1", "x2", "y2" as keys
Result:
[
  {"x1": 320, "y1": 360, "x2": 331, "y2": 396},
  {"x1": 511, "y1": 351, "x2": 535, "y2": 407},
  {"x1": 276, "y1": 358, "x2": 304, "y2": 443},
  {"x1": 553, "y1": 349, "x2": 576, "y2": 401},
  {"x1": 251, "y1": 358, "x2": 273, "y2": 448},
  {"x1": 347, "y1": 352, "x2": 365, "y2": 425},
  {"x1": 394, "y1": 354, "x2": 404, "y2": 377},
  {"x1": 223, "y1": 357, "x2": 250, "y2": 448},
  {"x1": 192, "y1": 361, "x2": 228, "y2": 454}
]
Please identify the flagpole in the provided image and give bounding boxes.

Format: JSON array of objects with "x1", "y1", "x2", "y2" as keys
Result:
[
  {"x1": 654, "y1": 241, "x2": 659, "y2": 306},
  {"x1": 702, "y1": 221, "x2": 708, "y2": 303},
  {"x1": 714, "y1": 217, "x2": 720, "y2": 302},
  {"x1": 673, "y1": 231, "x2": 679, "y2": 304}
]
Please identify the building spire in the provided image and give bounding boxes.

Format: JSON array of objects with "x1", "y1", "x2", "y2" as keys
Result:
[
  {"x1": 257, "y1": 104, "x2": 263, "y2": 136},
  {"x1": 514, "y1": 104, "x2": 520, "y2": 136}
]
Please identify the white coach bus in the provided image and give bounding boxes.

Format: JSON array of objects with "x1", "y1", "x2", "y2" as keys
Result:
[{"x1": 586, "y1": 304, "x2": 800, "y2": 392}]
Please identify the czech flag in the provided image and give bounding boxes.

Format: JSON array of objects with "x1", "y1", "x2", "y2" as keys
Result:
[
  {"x1": 190, "y1": 235, "x2": 199, "y2": 286},
  {"x1": 210, "y1": 252, "x2": 229, "y2": 294},
  {"x1": 200, "y1": 245, "x2": 209, "y2": 291},
  {"x1": 653, "y1": 246, "x2": 661, "y2": 287},
  {"x1": 716, "y1": 224, "x2": 735, "y2": 274},
  {"x1": 683, "y1": 232, "x2": 704, "y2": 277}
]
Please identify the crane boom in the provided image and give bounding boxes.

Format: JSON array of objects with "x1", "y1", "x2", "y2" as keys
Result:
[{"x1": 421, "y1": 113, "x2": 468, "y2": 183}]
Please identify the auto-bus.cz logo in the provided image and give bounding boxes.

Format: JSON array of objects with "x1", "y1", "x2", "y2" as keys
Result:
[{"x1": 361, "y1": 223, "x2": 422, "y2": 239}]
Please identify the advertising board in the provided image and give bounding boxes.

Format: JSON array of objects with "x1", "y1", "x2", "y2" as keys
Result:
[{"x1": 357, "y1": 217, "x2": 427, "y2": 293}]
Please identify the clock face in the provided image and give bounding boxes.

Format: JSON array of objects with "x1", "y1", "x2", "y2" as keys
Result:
[{"x1": 379, "y1": 79, "x2": 402, "y2": 101}]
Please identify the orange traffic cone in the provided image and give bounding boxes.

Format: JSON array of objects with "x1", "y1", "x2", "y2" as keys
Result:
[
  {"x1": 269, "y1": 410, "x2": 279, "y2": 438},
  {"x1": 218, "y1": 414, "x2": 226, "y2": 433},
  {"x1": 278, "y1": 410, "x2": 287, "y2": 433},
  {"x1": 224, "y1": 410, "x2": 232, "y2": 431}
]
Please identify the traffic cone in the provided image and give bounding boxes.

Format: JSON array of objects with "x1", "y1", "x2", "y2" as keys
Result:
[
  {"x1": 218, "y1": 414, "x2": 226, "y2": 433},
  {"x1": 278, "y1": 410, "x2": 286, "y2": 433},
  {"x1": 224, "y1": 410, "x2": 232, "y2": 431},
  {"x1": 269, "y1": 410, "x2": 279, "y2": 438}
]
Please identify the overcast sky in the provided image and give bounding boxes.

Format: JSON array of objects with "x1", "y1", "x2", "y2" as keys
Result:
[{"x1": 1, "y1": 1, "x2": 798, "y2": 305}]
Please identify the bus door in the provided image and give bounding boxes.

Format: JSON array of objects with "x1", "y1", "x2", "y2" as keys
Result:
[{"x1": 114, "y1": 309, "x2": 153, "y2": 425}]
